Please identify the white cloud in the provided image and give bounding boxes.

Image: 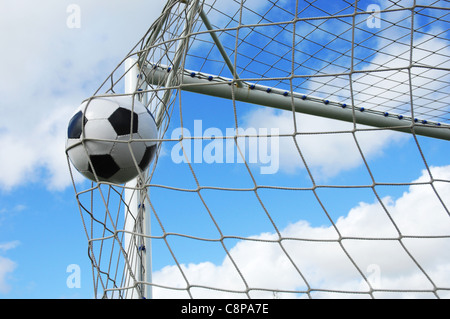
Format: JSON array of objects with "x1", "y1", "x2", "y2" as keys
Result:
[
  {"x1": 0, "y1": 241, "x2": 20, "y2": 252},
  {"x1": 151, "y1": 165, "x2": 450, "y2": 298},
  {"x1": 0, "y1": 104, "x2": 75, "y2": 191},
  {"x1": 0, "y1": 257, "x2": 16, "y2": 294},
  {"x1": 0, "y1": 0, "x2": 166, "y2": 191},
  {"x1": 239, "y1": 107, "x2": 407, "y2": 178},
  {"x1": 0, "y1": 241, "x2": 19, "y2": 294}
]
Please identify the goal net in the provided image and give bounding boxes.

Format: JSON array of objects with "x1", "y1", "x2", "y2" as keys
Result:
[{"x1": 67, "y1": 0, "x2": 450, "y2": 299}]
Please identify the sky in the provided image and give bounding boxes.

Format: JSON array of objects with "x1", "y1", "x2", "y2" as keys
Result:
[
  {"x1": 0, "y1": 0, "x2": 167, "y2": 298},
  {"x1": 0, "y1": 0, "x2": 449, "y2": 299}
]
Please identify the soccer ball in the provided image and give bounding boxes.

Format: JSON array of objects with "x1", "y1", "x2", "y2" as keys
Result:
[{"x1": 66, "y1": 95, "x2": 158, "y2": 184}]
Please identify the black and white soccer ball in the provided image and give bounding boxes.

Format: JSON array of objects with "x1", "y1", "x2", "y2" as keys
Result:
[{"x1": 66, "y1": 95, "x2": 158, "y2": 184}]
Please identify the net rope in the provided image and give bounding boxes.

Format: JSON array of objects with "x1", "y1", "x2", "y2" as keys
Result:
[{"x1": 68, "y1": 0, "x2": 450, "y2": 299}]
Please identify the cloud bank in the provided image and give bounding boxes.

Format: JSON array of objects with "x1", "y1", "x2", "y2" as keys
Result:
[
  {"x1": 152, "y1": 165, "x2": 450, "y2": 299},
  {"x1": 0, "y1": 0, "x2": 165, "y2": 191},
  {"x1": 0, "y1": 241, "x2": 20, "y2": 294}
]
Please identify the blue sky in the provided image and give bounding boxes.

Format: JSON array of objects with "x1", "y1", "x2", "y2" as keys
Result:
[{"x1": 0, "y1": 0, "x2": 449, "y2": 299}]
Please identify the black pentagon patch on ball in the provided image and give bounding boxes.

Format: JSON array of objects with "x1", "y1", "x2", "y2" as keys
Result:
[
  {"x1": 68, "y1": 111, "x2": 87, "y2": 139},
  {"x1": 139, "y1": 145, "x2": 157, "y2": 170},
  {"x1": 87, "y1": 154, "x2": 120, "y2": 179},
  {"x1": 108, "y1": 107, "x2": 139, "y2": 136}
]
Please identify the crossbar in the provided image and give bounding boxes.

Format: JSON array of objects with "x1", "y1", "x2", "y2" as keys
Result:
[{"x1": 143, "y1": 64, "x2": 450, "y2": 141}]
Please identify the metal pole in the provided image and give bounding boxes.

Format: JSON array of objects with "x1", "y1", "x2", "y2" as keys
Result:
[
  {"x1": 124, "y1": 58, "x2": 152, "y2": 299},
  {"x1": 143, "y1": 64, "x2": 450, "y2": 141},
  {"x1": 199, "y1": 9, "x2": 242, "y2": 87},
  {"x1": 142, "y1": 189, "x2": 152, "y2": 299}
]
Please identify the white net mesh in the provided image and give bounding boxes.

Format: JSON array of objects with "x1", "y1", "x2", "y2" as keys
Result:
[{"x1": 67, "y1": 0, "x2": 450, "y2": 299}]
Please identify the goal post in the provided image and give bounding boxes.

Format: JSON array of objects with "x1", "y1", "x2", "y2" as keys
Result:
[
  {"x1": 142, "y1": 63, "x2": 450, "y2": 141},
  {"x1": 124, "y1": 58, "x2": 152, "y2": 299}
]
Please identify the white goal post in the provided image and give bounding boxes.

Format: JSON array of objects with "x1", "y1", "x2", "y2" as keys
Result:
[
  {"x1": 142, "y1": 63, "x2": 450, "y2": 141},
  {"x1": 124, "y1": 58, "x2": 153, "y2": 299}
]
